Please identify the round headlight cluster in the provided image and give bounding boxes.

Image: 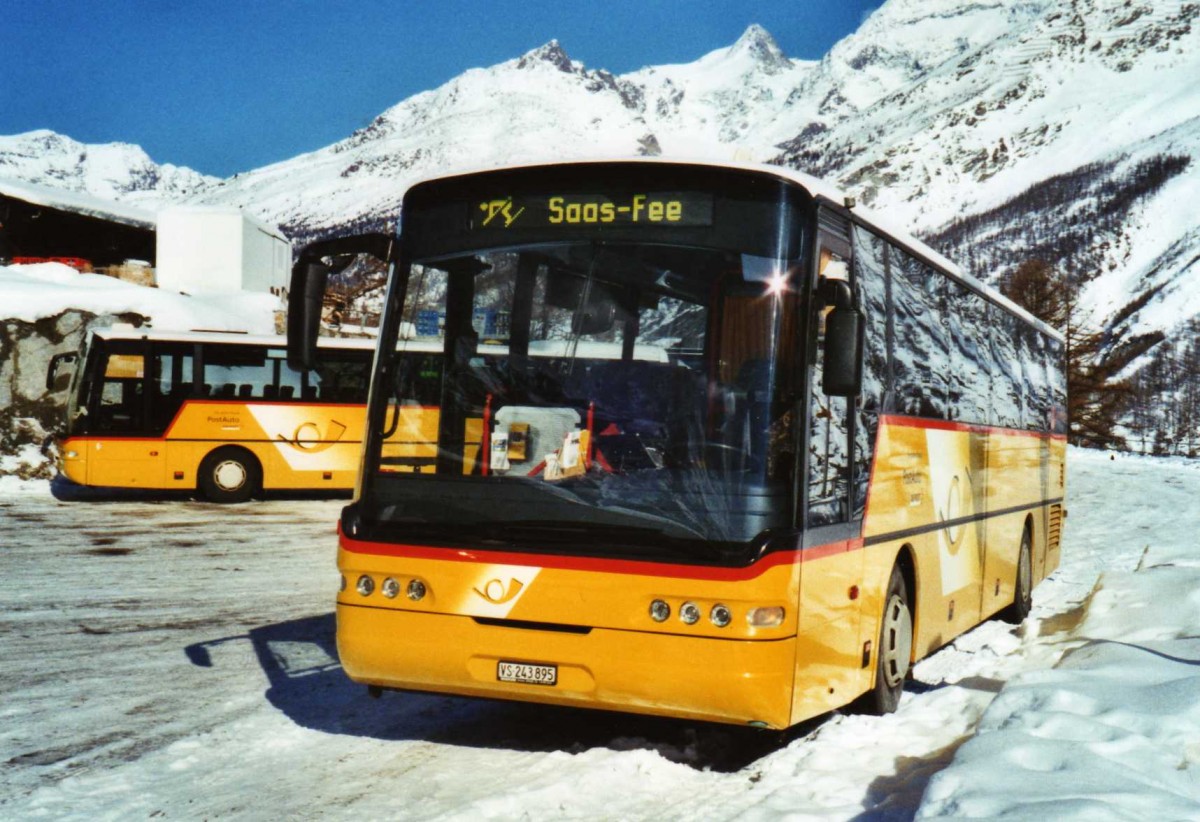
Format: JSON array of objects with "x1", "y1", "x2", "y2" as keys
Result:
[
  {"x1": 648, "y1": 599, "x2": 779, "y2": 629},
  {"x1": 352, "y1": 574, "x2": 427, "y2": 601},
  {"x1": 679, "y1": 601, "x2": 702, "y2": 625}
]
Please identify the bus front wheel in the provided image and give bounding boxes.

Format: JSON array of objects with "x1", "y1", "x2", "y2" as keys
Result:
[
  {"x1": 1000, "y1": 529, "x2": 1033, "y2": 624},
  {"x1": 866, "y1": 564, "x2": 912, "y2": 715},
  {"x1": 198, "y1": 447, "x2": 261, "y2": 503}
]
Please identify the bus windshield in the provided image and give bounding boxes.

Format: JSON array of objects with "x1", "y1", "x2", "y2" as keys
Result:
[{"x1": 359, "y1": 167, "x2": 812, "y2": 563}]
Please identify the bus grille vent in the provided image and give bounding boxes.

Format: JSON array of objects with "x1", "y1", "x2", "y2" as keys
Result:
[{"x1": 1048, "y1": 504, "x2": 1063, "y2": 551}]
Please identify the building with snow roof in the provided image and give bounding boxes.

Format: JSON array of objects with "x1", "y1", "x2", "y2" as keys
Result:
[
  {"x1": 0, "y1": 177, "x2": 291, "y2": 296},
  {"x1": 0, "y1": 177, "x2": 156, "y2": 268}
]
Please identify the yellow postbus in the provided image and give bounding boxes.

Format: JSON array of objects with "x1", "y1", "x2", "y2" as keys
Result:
[
  {"x1": 51, "y1": 327, "x2": 376, "y2": 502},
  {"x1": 288, "y1": 160, "x2": 1067, "y2": 728}
]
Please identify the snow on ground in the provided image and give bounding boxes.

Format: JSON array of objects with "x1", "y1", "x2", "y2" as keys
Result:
[
  {"x1": 0, "y1": 262, "x2": 278, "y2": 333},
  {"x1": 0, "y1": 448, "x2": 1197, "y2": 819}
]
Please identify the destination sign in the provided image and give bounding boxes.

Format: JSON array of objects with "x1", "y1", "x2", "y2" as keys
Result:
[{"x1": 473, "y1": 192, "x2": 714, "y2": 231}]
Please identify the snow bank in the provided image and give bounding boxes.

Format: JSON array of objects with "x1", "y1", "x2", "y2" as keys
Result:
[
  {"x1": 918, "y1": 451, "x2": 1200, "y2": 819},
  {"x1": 0, "y1": 262, "x2": 278, "y2": 333}
]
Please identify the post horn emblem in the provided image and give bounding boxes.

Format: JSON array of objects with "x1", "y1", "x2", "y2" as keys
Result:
[{"x1": 474, "y1": 578, "x2": 524, "y2": 604}]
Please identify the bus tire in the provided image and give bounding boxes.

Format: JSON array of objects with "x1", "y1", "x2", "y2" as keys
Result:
[
  {"x1": 198, "y1": 447, "x2": 261, "y2": 503},
  {"x1": 866, "y1": 564, "x2": 912, "y2": 715},
  {"x1": 999, "y1": 528, "x2": 1033, "y2": 624}
]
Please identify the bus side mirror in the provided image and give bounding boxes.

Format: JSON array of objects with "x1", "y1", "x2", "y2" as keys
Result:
[
  {"x1": 287, "y1": 259, "x2": 330, "y2": 372},
  {"x1": 46, "y1": 352, "x2": 77, "y2": 392},
  {"x1": 820, "y1": 279, "x2": 863, "y2": 397}
]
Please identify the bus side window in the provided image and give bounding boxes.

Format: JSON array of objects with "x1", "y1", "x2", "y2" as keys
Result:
[
  {"x1": 807, "y1": 230, "x2": 852, "y2": 527},
  {"x1": 151, "y1": 345, "x2": 195, "y2": 431},
  {"x1": 990, "y1": 307, "x2": 1023, "y2": 428},
  {"x1": 890, "y1": 250, "x2": 948, "y2": 419},
  {"x1": 203, "y1": 345, "x2": 272, "y2": 400},
  {"x1": 851, "y1": 225, "x2": 890, "y2": 521},
  {"x1": 311, "y1": 352, "x2": 371, "y2": 402},
  {"x1": 949, "y1": 281, "x2": 992, "y2": 424},
  {"x1": 95, "y1": 351, "x2": 146, "y2": 433}
]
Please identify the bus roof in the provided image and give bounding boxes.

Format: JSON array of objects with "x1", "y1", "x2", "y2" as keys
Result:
[
  {"x1": 88, "y1": 327, "x2": 378, "y2": 351},
  {"x1": 401, "y1": 158, "x2": 1064, "y2": 344}
]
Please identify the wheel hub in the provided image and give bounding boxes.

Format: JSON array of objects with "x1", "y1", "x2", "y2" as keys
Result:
[
  {"x1": 213, "y1": 460, "x2": 247, "y2": 492},
  {"x1": 881, "y1": 593, "x2": 913, "y2": 688}
]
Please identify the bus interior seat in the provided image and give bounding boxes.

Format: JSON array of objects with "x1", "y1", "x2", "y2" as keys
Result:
[
  {"x1": 279, "y1": 385, "x2": 295, "y2": 400},
  {"x1": 302, "y1": 386, "x2": 318, "y2": 400},
  {"x1": 217, "y1": 383, "x2": 236, "y2": 398},
  {"x1": 583, "y1": 361, "x2": 691, "y2": 435},
  {"x1": 263, "y1": 385, "x2": 279, "y2": 399},
  {"x1": 734, "y1": 359, "x2": 772, "y2": 469},
  {"x1": 238, "y1": 384, "x2": 254, "y2": 398}
]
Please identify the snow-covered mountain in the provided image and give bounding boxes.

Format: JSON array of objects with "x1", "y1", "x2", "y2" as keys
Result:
[
  {"x1": 773, "y1": 0, "x2": 1200, "y2": 347},
  {"x1": 188, "y1": 25, "x2": 818, "y2": 239},
  {"x1": 3, "y1": 0, "x2": 1198, "y2": 359},
  {"x1": 0, "y1": 129, "x2": 214, "y2": 208}
]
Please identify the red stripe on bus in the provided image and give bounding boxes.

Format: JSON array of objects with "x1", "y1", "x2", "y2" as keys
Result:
[{"x1": 337, "y1": 528, "x2": 855, "y2": 581}]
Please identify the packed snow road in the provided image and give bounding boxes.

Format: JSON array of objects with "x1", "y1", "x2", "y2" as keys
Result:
[{"x1": 0, "y1": 449, "x2": 1193, "y2": 819}]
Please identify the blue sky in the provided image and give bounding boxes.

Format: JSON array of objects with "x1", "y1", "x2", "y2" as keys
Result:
[{"x1": 3, "y1": 1, "x2": 879, "y2": 178}]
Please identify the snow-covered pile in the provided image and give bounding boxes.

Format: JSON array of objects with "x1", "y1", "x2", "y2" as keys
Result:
[
  {"x1": 2, "y1": 448, "x2": 1198, "y2": 818},
  {"x1": 0, "y1": 262, "x2": 280, "y2": 478},
  {"x1": 919, "y1": 449, "x2": 1200, "y2": 818},
  {"x1": 0, "y1": 262, "x2": 278, "y2": 330}
]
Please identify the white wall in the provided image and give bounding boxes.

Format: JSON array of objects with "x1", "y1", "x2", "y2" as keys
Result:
[{"x1": 156, "y1": 207, "x2": 290, "y2": 295}]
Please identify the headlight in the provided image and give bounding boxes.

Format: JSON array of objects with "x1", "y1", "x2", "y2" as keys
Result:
[
  {"x1": 381, "y1": 577, "x2": 400, "y2": 598},
  {"x1": 679, "y1": 601, "x2": 700, "y2": 625},
  {"x1": 649, "y1": 600, "x2": 670, "y2": 622},
  {"x1": 710, "y1": 604, "x2": 732, "y2": 628},
  {"x1": 747, "y1": 606, "x2": 785, "y2": 627},
  {"x1": 407, "y1": 579, "x2": 427, "y2": 601},
  {"x1": 356, "y1": 575, "x2": 375, "y2": 597}
]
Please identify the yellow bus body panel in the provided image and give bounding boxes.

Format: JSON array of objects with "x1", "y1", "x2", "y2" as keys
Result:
[
  {"x1": 337, "y1": 540, "x2": 804, "y2": 728},
  {"x1": 863, "y1": 418, "x2": 1066, "y2": 661},
  {"x1": 333, "y1": 416, "x2": 1064, "y2": 728},
  {"x1": 59, "y1": 399, "x2": 368, "y2": 491}
]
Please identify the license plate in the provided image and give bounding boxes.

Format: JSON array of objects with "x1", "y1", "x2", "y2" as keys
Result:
[{"x1": 497, "y1": 660, "x2": 557, "y2": 686}]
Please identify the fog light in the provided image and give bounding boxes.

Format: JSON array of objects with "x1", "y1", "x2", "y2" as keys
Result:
[
  {"x1": 65, "y1": 450, "x2": 79, "y2": 459},
  {"x1": 679, "y1": 601, "x2": 700, "y2": 625},
  {"x1": 407, "y1": 579, "x2": 426, "y2": 601},
  {"x1": 649, "y1": 599, "x2": 670, "y2": 622},
  {"x1": 710, "y1": 603, "x2": 732, "y2": 628},
  {"x1": 381, "y1": 577, "x2": 400, "y2": 598},
  {"x1": 748, "y1": 606, "x2": 785, "y2": 627},
  {"x1": 356, "y1": 575, "x2": 375, "y2": 596}
]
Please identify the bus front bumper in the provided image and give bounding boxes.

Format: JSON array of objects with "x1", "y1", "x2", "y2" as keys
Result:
[{"x1": 337, "y1": 602, "x2": 797, "y2": 728}]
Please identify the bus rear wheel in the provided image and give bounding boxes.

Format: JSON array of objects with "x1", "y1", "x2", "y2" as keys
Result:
[
  {"x1": 1000, "y1": 528, "x2": 1033, "y2": 624},
  {"x1": 865, "y1": 564, "x2": 912, "y2": 715},
  {"x1": 198, "y1": 447, "x2": 261, "y2": 503}
]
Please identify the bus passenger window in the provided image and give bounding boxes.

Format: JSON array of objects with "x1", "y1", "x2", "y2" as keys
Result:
[
  {"x1": 203, "y1": 345, "x2": 273, "y2": 400},
  {"x1": 152, "y1": 347, "x2": 194, "y2": 431},
  {"x1": 95, "y1": 352, "x2": 145, "y2": 433}
]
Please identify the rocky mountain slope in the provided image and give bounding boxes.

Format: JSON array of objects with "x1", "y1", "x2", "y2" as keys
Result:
[{"x1": 3, "y1": 0, "x2": 1197, "y2": 363}]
